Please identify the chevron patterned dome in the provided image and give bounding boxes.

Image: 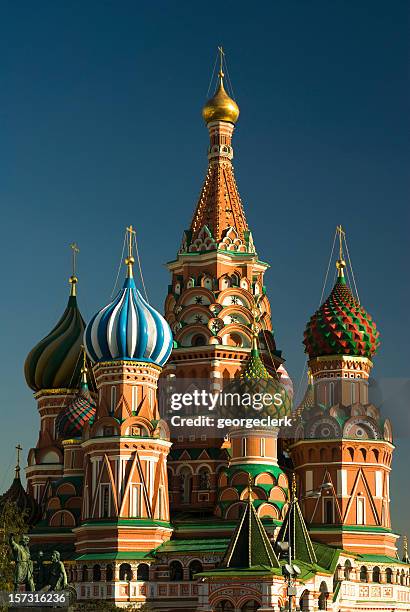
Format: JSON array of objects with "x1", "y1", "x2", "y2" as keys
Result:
[
  {"x1": 84, "y1": 276, "x2": 173, "y2": 367},
  {"x1": 55, "y1": 382, "x2": 96, "y2": 439},
  {"x1": 24, "y1": 280, "x2": 86, "y2": 392},
  {"x1": 303, "y1": 275, "x2": 380, "y2": 360}
]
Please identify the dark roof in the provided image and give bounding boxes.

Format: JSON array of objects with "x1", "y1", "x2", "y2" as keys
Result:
[
  {"x1": 0, "y1": 470, "x2": 41, "y2": 527},
  {"x1": 220, "y1": 494, "x2": 279, "y2": 569}
]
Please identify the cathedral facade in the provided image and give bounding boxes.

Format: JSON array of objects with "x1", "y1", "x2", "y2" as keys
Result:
[{"x1": 8, "y1": 58, "x2": 410, "y2": 611}]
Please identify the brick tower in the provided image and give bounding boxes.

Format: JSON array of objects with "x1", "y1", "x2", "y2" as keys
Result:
[
  {"x1": 162, "y1": 50, "x2": 292, "y2": 519},
  {"x1": 291, "y1": 227, "x2": 396, "y2": 556}
]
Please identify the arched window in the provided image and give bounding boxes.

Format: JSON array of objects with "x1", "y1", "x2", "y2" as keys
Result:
[
  {"x1": 92, "y1": 564, "x2": 101, "y2": 582},
  {"x1": 360, "y1": 566, "x2": 368, "y2": 582},
  {"x1": 198, "y1": 468, "x2": 211, "y2": 491},
  {"x1": 188, "y1": 560, "x2": 203, "y2": 580},
  {"x1": 119, "y1": 563, "x2": 133, "y2": 581},
  {"x1": 81, "y1": 565, "x2": 88, "y2": 582},
  {"x1": 179, "y1": 467, "x2": 192, "y2": 503},
  {"x1": 137, "y1": 563, "x2": 149, "y2": 581},
  {"x1": 401, "y1": 570, "x2": 406, "y2": 585},
  {"x1": 106, "y1": 564, "x2": 113, "y2": 581},
  {"x1": 169, "y1": 560, "x2": 183, "y2": 581},
  {"x1": 344, "y1": 559, "x2": 352, "y2": 580},
  {"x1": 318, "y1": 581, "x2": 329, "y2": 610},
  {"x1": 386, "y1": 568, "x2": 393, "y2": 583},
  {"x1": 192, "y1": 334, "x2": 206, "y2": 347},
  {"x1": 299, "y1": 589, "x2": 309, "y2": 611},
  {"x1": 372, "y1": 566, "x2": 381, "y2": 583}
]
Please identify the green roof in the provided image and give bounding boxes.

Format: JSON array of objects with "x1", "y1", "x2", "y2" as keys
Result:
[
  {"x1": 358, "y1": 554, "x2": 409, "y2": 566},
  {"x1": 221, "y1": 495, "x2": 279, "y2": 569},
  {"x1": 276, "y1": 491, "x2": 317, "y2": 565}
]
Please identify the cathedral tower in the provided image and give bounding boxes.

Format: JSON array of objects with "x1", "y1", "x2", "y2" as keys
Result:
[
  {"x1": 77, "y1": 227, "x2": 174, "y2": 558},
  {"x1": 24, "y1": 246, "x2": 86, "y2": 506},
  {"x1": 163, "y1": 50, "x2": 292, "y2": 517},
  {"x1": 291, "y1": 227, "x2": 396, "y2": 556}
]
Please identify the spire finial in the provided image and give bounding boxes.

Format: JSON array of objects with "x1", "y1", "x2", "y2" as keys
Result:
[
  {"x1": 218, "y1": 45, "x2": 225, "y2": 79},
  {"x1": 80, "y1": 345, "x2": 88, "y2": 388},
  {"x1": 69, "y1": 242, "x2": 79, "y2": 296},
  {"x1": 403, "y1": 535, "x2": 410, "y2": 563},
  {"x1": 291, "y1": 472, "x2": 297, "y2": 501},
  {"x1": 247, "y1": 473, "x2": 254, "y2": 503},
  {"x1": 336, "y1": 225, "x2": 346, "y2": 278},
  {"x1": 125, "y1": 225, "x2": 136, "y2": 278},
  {"x1": 15, "y1": 444, "x2": 22, "y2": 478}
]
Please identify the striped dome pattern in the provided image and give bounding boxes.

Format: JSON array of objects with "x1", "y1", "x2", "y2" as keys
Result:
[
  {"x1": 303, "y1": 276, "x2": 380, "y2": 359},
  {"x1": 84, "y1": 277, "x2": 173, "y2": 366},
  {"x1": 24, "y1": 295, "x2": 86, "y2": 392},
  {"x1": 56, "y1": 384, "x2": 96, "y2": 438}
]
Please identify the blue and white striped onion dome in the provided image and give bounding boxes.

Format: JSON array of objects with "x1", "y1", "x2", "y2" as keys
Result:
[{"x1": 84, "y1": 277, "x2": 173, "y2": 367}]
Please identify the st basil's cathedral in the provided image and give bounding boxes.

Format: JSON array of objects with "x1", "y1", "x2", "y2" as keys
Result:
[{"x1": 2, "y1": 53, "x2": 410, "y2": 611}]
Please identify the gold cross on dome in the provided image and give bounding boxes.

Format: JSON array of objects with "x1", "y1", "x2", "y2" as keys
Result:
[
  {"x1": 70, "y1": 242, "x2": 79, "y2": 276},
  {"x1": 218, "y1": 46, "x2": 225, "y2": 77},
  {"x1": 336, "y1": 225, "x2": 345, "y2": 261},
  {"x1": 126, "y1": 225, "x2": 136, "y2": 259}
]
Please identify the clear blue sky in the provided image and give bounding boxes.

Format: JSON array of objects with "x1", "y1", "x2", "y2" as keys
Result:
[{"x1": 0, "y1": 1, "x2": 409, "y2": 539}]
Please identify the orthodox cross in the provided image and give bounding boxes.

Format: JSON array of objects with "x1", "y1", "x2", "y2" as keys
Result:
[
  {"x1": 218, "y1": 46, "x2": 225, "y2": 77},
  {"x1": 126, "y1": 225, "x2": 136, "y2": 259},
  {"x1": 125, "y1": 225, "x2": 136, "y2": 277},
  {"x1": 336, "y1": 225, "x2": 345, "y2": 261},
  {"x1": 15, "y1": 444, "x2": 22, "y2": 477},
  {"x1": 70, "y1": 242, "x2": 79, "y2": 276}
]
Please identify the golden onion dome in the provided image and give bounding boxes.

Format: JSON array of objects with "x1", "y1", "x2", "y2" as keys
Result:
[{"x1": 202, "y1": 73, "x2": 240, "y2": 125}]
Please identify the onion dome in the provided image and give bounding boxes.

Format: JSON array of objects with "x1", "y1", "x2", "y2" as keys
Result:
[
  {"x1": 55, "y1": 352, "x2": 96, "y2": 439},
  {"x1": 225, "y1": 337, "x2": 292, "y2": 417},
  {"x1": 202, "y1": 71, "x2": 239, "y2": 125},
  {"x1": 24, "y1": 274, "x2": 86, "y2": 392},
  {"x1": 303, "y1": 256, "x2": 380, "y2": 360},
  {"x1": 0, "y1": 452, "x2": 40, "y2": 526},
  {"x1": 84, "y1": 229, "x2": 173, "y2": 367}
]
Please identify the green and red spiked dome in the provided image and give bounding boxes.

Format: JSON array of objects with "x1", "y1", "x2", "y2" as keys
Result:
[{"x1": 303, "y1": 261, "x2": 380, "y2": 360}]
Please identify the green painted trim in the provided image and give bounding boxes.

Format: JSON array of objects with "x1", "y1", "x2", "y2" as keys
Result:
[
  {"x1": 75, "y1": 552, "x2": 154, "y2": 561},
  {"x1": 309, "y1": 525, "x2": 393, "y2": 533},
  {"x1": 79, "y1": 519, "x2": 172, "y2": 528}
]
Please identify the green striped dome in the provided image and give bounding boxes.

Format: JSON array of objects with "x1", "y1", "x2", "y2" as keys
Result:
[{"x1": 24, "y1": 292, "x2": 86, "y2": 392}]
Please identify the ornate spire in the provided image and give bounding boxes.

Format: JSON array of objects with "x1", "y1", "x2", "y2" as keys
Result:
[
  {"x1": 220, "y1": 480, "x2": 280, "y2": 569},
  {"x1": 0, "y1": 444, "x2": 41, "y2": 526},
  {"x1": 275, "y1": 473, "x2": 317, "y2": 565},
  {"x1": 184, "y1": 49, "x2": 251, "y2": 253}
]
